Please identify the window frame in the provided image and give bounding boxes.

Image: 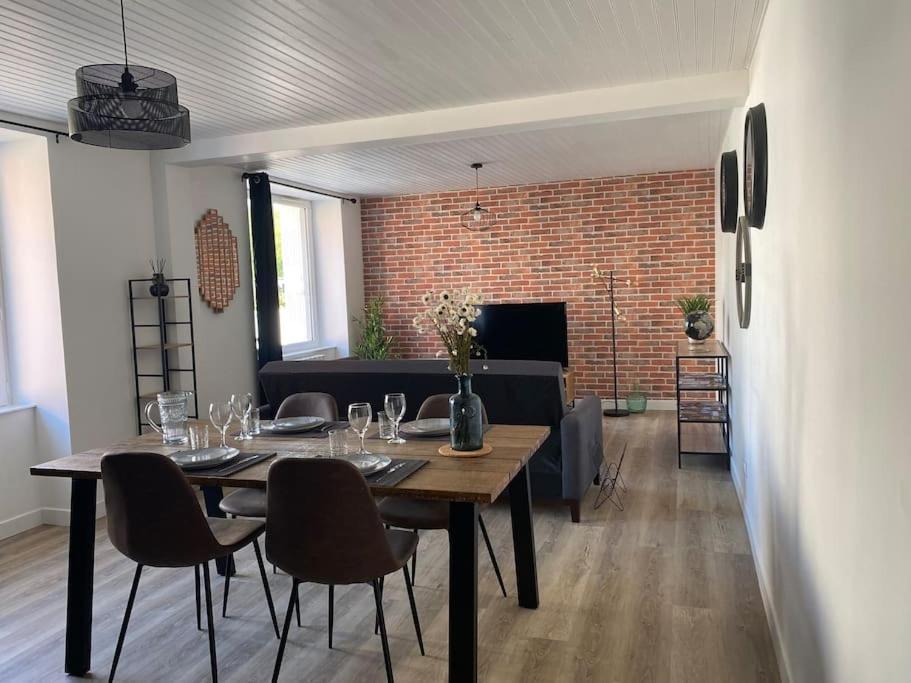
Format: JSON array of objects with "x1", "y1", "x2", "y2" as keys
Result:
[{"x1": 272, "y1": 196, "x2": 320, "y2": 357}]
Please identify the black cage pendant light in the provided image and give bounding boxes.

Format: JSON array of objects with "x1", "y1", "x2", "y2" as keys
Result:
[
  {"x1": 67, "y1": 0, "x2": 190, "y2": 150},
  {"x1": 460, "y1": 162, "x2": 496, "y2": 232}
]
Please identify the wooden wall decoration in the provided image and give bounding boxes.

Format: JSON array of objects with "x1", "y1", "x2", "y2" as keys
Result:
[{"x1": 194, "y1": 209, "x2": 240, "y2": 312}]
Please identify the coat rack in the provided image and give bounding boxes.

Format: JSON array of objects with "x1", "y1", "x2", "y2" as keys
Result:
[{"x1": 593, "y1": 267, "x2": 629, "y2": 417}]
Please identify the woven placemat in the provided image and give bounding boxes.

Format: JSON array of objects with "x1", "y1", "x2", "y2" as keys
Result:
[
  {"x1": 256, "y1": 421, "x2": 350, "y2": 439},
  {"x1": 366, "y1": 458, "x2": 428, "y2": 487},
  {"x1": 189, "y1": 451, "x2": 276, "y2": 476}
]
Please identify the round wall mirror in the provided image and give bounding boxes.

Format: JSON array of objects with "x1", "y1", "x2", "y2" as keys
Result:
[
  {"x1": 719, "y1": 150, "x2": 738, "y2": 233},
  {"x1": 743, "y1": 103, "x2": 768, "y2": 228},
  {"x1": 735, "y1": 216, "x2": 752, "y2": 328}
]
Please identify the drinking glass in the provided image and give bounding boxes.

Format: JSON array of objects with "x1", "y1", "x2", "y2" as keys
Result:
[
  {"x1": 231, "y1": 393, "x2": 253, "y2": 440},
  {"x1": 328, "y1": 429, "x2": 349, "y2": 457},
  {"x1": 384, "y1": 393, "x2": 407, "y2": 444},
  {"x1": 377, "y1": 410, "x2": 393, "y2": 439},
  {"x1": 249, "y1": 407, "x2": 261, "y2": 435},
  {"x1": 189, "y1": 424, "x2": 209, "y2": 450},
  {"x1": 348, "y1": 402, "x2": 372, "y2": 455},
  {"x1": 209, "y1": 401, "x2": 233, "y2": 449}
]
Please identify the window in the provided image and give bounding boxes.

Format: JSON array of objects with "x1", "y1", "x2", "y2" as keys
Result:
[{"x1": 272, "y1": 198, "x2": 318, "y2": 356}]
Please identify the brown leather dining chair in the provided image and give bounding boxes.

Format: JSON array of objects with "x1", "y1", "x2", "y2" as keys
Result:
[
  {"x1": 377, "y1": 394, "x2": 507, "y2": 597},
  {"x1": 219, "y1": 392, "x2": 339, "y2": 619},
  {"x1": 100, "y1": 451, "x2": 279, "y2": 683},
  {"x1": 266, "y1": 457, "x2": 423, "y2": 683}
]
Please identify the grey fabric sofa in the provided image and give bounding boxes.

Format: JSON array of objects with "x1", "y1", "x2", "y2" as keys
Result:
[{"x1": 258, "y1": 359, "x2": 603, "y2": 521}]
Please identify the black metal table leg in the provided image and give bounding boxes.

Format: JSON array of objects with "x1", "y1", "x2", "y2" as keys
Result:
[
  {"x1": 449, "y1": 501, "x2": 478, "y2": 682},
  {"x1": 201, "y1": 485, "x2": 235, "y2": 576},
  {"x1": 65, "y1": 479, "x2": 97, "y2": 675},
  {"x1": 508, "y1": 465, "x2": 539, "y2": 609}
]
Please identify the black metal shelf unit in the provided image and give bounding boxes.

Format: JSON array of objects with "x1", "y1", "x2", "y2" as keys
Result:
[
  {"x1": 675, "y1": 340, "x2": 730, "y2": 469},
  {"x1": 129, "y1": 278, "x2": 199, "y2": 434}
]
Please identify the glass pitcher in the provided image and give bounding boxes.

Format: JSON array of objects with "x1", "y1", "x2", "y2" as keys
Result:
[{"x1": 144, "y1": 391, "x2": 192, "y2": 445}]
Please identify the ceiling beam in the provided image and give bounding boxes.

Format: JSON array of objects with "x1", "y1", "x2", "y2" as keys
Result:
[{"x1": 160, "y1": 70, "x2": 748, "y2": 167}]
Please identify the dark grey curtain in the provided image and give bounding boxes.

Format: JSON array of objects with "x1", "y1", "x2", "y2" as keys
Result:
[{"x1": 247, "y1": 173, "x2": 283, "y2": 382}]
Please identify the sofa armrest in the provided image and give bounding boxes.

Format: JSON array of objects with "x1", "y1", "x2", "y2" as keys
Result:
[{"x1": 560, "y1": 396, "x2": 604, "y2": 504}]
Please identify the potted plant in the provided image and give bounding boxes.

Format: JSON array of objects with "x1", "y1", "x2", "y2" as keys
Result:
[
  {"x1": 626, "y1": 383, "x2": 647, "y2": 413},
  {"x1": 674, "y1": 294, "x2": 714, "y2": 344},
  {"x1": 353, "y1": 297, "x2": 395, "y2": 359},
  {"x1": 413, "y1": 288, "x2": 485, "y2": 451}
]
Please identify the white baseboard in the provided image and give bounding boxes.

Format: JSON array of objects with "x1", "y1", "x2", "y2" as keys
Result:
[
  {"x1": 598, "y1": 398, "x2": 677, "y2": 411},
  {"x1": 730, "y1": 463, "x2": 793, "y2": 683},
  {"x1": 0, "y1": 509, "x2": 44, "y2": 541},
  {"x1": 0, "y1": 499, "x2": 106, "y2": 541}
]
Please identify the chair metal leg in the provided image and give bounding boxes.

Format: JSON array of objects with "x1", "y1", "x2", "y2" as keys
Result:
[
  {"x1": 222, "y1": 562, "x2": 232, "y2": 618},
  {"x1": 195, "y1": 564, "x2": 201, "y2": 631},
  {"x1": 479, "y1": 515, "x2": 507, "y2": 598},
  {"x1": 272, "y1": 580, "x2": 298, "y2": 683},
  {"x1": 402, "y1": 566, "x2": 425, "y2": 656},
  {"x1": 372, "y1": 579, "x2": 394, "y2": 683},
  {"x1": 109, "y1": 564, "x2": 143, "y2": 683},
  {"x1": 253, "y1": 538, "x2": 280, "y2": 639},
  {"x1": 295, "y1": 582, "x2": 301, "y2": 627},
  {"x1": 374, "y1": 576, "x2": 384, "y2": 634},
  {"x1": 328, "y1": 585, "x2": 334, "y2": 649},
  {"x1": 411, "y1": 530, "x2": 418, "y2": 584},
  {"x1": 202, "y1": 562, "x2": 218, "y2": 683}
]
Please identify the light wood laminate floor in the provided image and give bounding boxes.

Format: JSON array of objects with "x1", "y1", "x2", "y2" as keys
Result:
[{"x1": 0, "y1": 412, "x2": 778, "y2": 682}]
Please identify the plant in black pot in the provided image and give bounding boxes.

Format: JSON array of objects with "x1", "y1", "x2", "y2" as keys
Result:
[
  {"x1": 413, "y1": 288, "x2": 485, "y2": 452},
  {"x1": 148, "y1": 257, "x2": 169, "y2": 297},
  {"x1": 675, "y1": 294, "x2": 714, "y2": 344}
]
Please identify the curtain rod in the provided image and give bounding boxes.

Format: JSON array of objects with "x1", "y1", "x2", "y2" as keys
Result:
[
  {"x1": 0, "y1": 119, "x2": 67, "y2": 143},
  {"x1": 242, "y1": 172, "x2": 357, "y2": 204}
]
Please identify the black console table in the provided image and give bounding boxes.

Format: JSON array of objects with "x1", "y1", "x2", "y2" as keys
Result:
[{"x1": 675, "y1": 340, "x2": 730, "y2": 468}]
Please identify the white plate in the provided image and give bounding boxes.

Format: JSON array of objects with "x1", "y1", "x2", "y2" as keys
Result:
[
  {"x1": 262, "y1": 416, "x2": 326, "y2": 434},
  {"x1": 400, "y1": 418, "x2": 450, "y2": 437},
  {"x1": 340, "y1": 453, "x2": 392, "y2": 476},
  {"x1": 170, "y1": 447, "x2": 240, "y2": 471}
]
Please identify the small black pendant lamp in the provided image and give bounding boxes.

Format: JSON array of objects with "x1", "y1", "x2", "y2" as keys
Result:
[
  {"x1": 460, "y1": 162, "x2": 496, "y2": 231},
  {"x1": 67, "y1": 0, "x2": 190, "y2": 150}
]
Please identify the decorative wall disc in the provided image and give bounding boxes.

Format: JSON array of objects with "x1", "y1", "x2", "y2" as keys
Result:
[
  {"x1": 719, "y1": 150, "x2": 739, "y2": 233},
  {"x1": 194, "y1": 209, "x2": 240, "y2": 312},
  {"x1": 735, "y1": 216, "x2": 752, "y2": 329},
  {"x1": 743, "y1": 103, "x2": 768, "y2": 228}
]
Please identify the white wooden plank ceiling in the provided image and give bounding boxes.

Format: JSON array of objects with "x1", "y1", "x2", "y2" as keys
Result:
[
  {"x1": 0, "y1": 0, "x2": 766, "y2": 193},
  {"x1": 1, "y1": 0, "x2": 766, "y2": 138},
  {"x1": 259, "y1": 110, "x2": 727, "y2": 196}
]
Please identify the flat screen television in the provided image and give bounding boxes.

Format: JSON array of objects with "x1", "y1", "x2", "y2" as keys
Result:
[{"x1": 473, "y1": 302, "x2": 569, "y2": 367}]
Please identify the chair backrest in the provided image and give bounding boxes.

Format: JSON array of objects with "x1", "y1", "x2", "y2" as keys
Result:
[
  {"x1": 101, "y1": 451, "x2": 218, "y2": 568},
  {"x1": 265, "y1": 457, "x2": 399, "y2": 584},
  {"x1": 417, "y1": 393, "x2": 489, "y2": 424},
  {"x1": 275, "y1": 392, "x2": 339, "y2": 421}
]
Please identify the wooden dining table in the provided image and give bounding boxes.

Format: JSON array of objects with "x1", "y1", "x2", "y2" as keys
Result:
[{"x1": 29, "y1": 422, "x2": 549, "y2": 682}]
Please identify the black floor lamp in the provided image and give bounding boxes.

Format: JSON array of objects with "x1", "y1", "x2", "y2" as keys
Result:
[{"x1": 594, "y1": 268, "x2": 629, "y2": 417}]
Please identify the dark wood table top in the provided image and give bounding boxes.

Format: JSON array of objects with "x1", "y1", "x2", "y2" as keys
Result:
[{"x1": 30, "y1": 423, "x2": 550, "y2": 504}]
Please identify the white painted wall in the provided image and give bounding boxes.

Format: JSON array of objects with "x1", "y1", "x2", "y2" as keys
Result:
[
  {"x1": 46, "y1": 143, "x2": 157, "y2": 457},
  {"x1": 0, "y1": 136, "x2": 69, "y2": 535},
  {"x1": 154, "y1": 164, "x2": 257, "y2": 409},
  {"x1": 716, "y1": 1, "x2": 911, "y2": 681}
]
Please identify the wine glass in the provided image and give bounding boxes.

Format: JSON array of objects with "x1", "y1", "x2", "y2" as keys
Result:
[
  {"x1": 209, "y1": 401, "x2": 233, "y2": 449},
  {"x1": 384, "y1": 393, "x2": 406, "y2": 444},
  {"x1": 230, "y1": 392, "x2": 253, "y2": 440},
  {"x1": 348, "y1": 402, "x2": 372, "y2": 455}
]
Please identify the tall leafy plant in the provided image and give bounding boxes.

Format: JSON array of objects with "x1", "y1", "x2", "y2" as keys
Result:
[
  {"x1": 353, "y1": 297, "x2": 395, "y2": 359},
  {"x1": 674, "y1": 294, "x2": 711, "y2": 316}
]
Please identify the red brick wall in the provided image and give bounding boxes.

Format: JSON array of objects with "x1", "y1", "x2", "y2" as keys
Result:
[{"x1": 360, "y1": 170, "x2": 714, "y2": 400}]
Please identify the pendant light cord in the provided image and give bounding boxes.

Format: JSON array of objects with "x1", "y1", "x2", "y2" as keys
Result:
[
  {"x1": 475, "y1": 165, "x2": 480, "y2": 204},
  {"x1": 120, "y1": 0, "x2": 129, "y2": 69}
]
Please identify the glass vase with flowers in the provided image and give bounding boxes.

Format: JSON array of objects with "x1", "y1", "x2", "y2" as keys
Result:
[{"x1": 413, "y1": 288, "x2": 485, "y2": 451}]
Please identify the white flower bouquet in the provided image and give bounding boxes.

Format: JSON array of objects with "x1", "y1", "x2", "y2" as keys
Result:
[{"x1": 412, "y1": 288, "x2": 484, "y2": 375}]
